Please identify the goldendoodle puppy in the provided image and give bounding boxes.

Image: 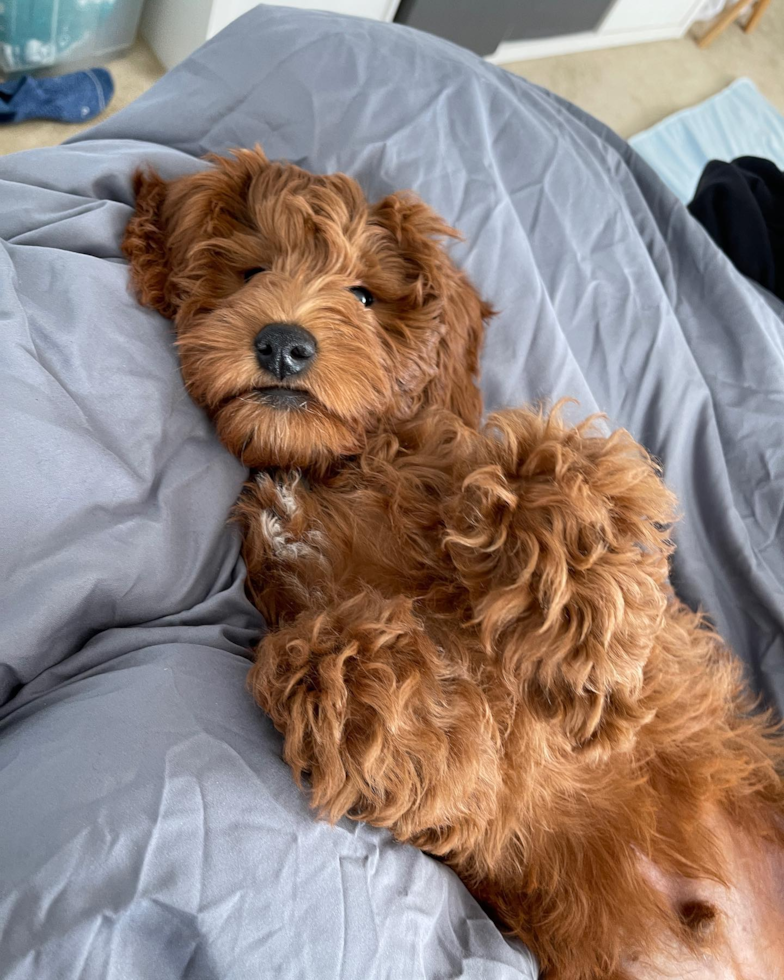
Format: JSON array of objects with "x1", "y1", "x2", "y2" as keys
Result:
[{"x1": 123, "y1": 147, "x2": 784, "y2": 980}]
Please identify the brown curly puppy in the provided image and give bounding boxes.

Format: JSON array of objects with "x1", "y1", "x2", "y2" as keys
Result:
[{"x1": 123, "y1": 147, "x2": 784, "y2": 980}]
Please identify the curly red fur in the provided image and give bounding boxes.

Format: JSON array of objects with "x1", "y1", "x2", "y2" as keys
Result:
[{"x1": 123, "y1": 147, "x2": 784, "y2": 979}]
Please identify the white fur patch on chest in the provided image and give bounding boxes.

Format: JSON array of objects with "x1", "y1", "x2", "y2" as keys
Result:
[
  {"x1": 258, "y1": 509, "x2": 313, "y2": 561},
  {"x1": 256, "y1": 472, "x2": 323, "y2": 564}
]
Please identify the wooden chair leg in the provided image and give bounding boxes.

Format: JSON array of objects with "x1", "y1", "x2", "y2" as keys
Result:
[
  {"x1": 697, "y1": 0, "x2": 755, "y2": 48},
  {"x1": 744, "y1": 0, "x2": 773, "y2": 33}
]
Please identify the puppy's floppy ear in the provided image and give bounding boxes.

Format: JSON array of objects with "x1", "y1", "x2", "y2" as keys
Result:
[
  {"x1": 370, "y1": 192, "x2": 493, "y2": 427},
  {"x1": 371, "y1": 191, "x2": 457, "y2": 257},
  {"x1": 122, "y1": 146, "x2": 271, "y2": 321},
  {"x1": 434, "y1": 264, "x2": 493, "y2": 429},
  {"x1": 123, "y1": 168, "x2": 178, "y2": 319}
]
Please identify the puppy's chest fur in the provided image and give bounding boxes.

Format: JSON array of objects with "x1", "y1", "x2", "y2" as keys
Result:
[{"x1": 237, "y1": 447, "x2": 455, "y2": 627}]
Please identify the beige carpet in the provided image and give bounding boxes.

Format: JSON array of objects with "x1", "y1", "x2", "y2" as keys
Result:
[
  {"x1": 502, "y1": 4, "x2": 784, "y2": 138},
  {"x1": 0, "y1": 40, "x2": 164, "y2": 157},
  {"x1": 0, "y1": 7, "x2": 782, "y2": 155}
]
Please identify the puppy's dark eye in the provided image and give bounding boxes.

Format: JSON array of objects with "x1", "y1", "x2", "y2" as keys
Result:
[
  {"x1": 348, "y1": 286, "x2": 374, "y2": 307},
  {"x1": 243, "y1": 267, "x2": 267, "y2": 282}
]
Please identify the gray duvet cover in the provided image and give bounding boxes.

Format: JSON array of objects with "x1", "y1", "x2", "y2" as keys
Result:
[{"x1": 1, "y1": 7, "x2": 782, "y2": 978}]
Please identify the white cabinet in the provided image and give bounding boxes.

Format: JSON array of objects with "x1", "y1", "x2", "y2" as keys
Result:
[
  {"x1": 601, "y1": 0, "x2": 705, "y2": 35},
  {"x1": 490, "y1": 0, "x2": 707, "y2": 64},
  {"x1": 143, "y1": 0, "x2": 711, "y2": 72}
]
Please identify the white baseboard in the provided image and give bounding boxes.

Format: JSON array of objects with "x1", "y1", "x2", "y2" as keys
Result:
[{"x1": 487, "y1": 24, "x2": 689, "y2": 66}]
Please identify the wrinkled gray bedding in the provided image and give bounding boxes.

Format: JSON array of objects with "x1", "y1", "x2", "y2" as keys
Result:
[{"x1": 1, "y1": 7, "x2": 782, "y2": 978}]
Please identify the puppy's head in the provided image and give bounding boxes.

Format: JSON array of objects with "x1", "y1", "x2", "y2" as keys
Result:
[{"x1": 122, "y1": 147, "x2": 491, "y2": 470}]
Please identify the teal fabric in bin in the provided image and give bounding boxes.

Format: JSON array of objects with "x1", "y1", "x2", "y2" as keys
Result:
[
  {"x1": 0, "y1": 0, "x2": 134, "y2": 72},
  {"x1": 629, "y1": 78, "x2": 784, "y2": 203},
  {"x1": 1, "y1": 1, "x2": 100, "y2": 71}
]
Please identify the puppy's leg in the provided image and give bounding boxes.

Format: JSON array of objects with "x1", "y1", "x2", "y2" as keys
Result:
[
  {"x1": 442, "y1": 408, "x2": 675, "y2": 753},
  {"x1": 248, "y1": 590, "x2": 502, "y2": 853}
]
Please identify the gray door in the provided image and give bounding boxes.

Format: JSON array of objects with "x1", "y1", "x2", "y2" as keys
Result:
[
  {"x1": 505, "y1": 0, "x2": 615, "y2": 41},
  {"x1": 395, "y1": 0, "x2": 616, "y2": 56}
]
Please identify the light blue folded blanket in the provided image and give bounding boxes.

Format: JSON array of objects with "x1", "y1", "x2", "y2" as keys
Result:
[{"x1": 629, "y1": 77, "x2": 784, "y2": 202}]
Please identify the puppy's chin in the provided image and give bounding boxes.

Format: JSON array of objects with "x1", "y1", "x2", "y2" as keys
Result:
[{"x1": 213, "y1": 396, "x2": 364, "y2": 470}]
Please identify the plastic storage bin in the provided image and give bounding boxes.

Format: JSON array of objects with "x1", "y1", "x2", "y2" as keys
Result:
[{"x1": 0, "y1": 0, "x2": 145, "y2": 74}]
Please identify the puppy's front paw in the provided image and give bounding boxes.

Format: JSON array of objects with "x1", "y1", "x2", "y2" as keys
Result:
[{"x1": 249, "y1": 591, "x2": 501, "y2": 855}]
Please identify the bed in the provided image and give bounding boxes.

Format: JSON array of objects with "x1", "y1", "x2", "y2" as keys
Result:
[{"x1": 1, "y1": 7, "x2": 782, "y2": 978}]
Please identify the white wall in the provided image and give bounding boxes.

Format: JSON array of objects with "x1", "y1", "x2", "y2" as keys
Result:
[
  {"x1": 208, "y1": 1, "x2": 398, "y2": 39},
  {"x1": 141, "y1": 0, "x2": 214, "y2": 71},
  {"x1": 143, "y1": 0, "x2": 401, "y2": 68}
]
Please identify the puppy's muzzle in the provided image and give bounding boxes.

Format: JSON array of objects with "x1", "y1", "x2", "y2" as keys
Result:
[{"x1": 254, "y1": 322, "x2": 317, "y2": 380}]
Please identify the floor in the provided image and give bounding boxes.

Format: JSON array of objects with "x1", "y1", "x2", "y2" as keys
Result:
[
  {"x1": 503, "y1": 5, "x2": 784, "y2": 138},
  {"x1": 0, "y1": 40, "x2": 164, "y2": 156},
  {"x1": 0, "y1": 6, "x2": 782, "y2": 156}
]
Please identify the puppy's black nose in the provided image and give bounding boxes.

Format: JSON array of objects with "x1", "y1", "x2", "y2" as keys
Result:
[{"x1": 254, "y1": 323, "x2": 317, "y2": 380}]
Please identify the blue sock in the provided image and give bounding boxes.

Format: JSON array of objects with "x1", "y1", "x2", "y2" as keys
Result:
[{"x1": 0, "y1": 68, "x2": 114, "y2": 124}]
